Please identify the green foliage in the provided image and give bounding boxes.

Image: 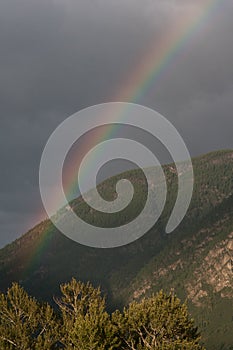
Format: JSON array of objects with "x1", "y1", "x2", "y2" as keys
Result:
[
  {"x1": 55, "y1": 278, "x2": 119, "y2": 349},
  {"x1": 113, "y1": 290, "x2": 204, "y2": 350},
  {"x1": 0, "y1": 283, "x2": 58, "y2": 349},
  {"x1": 0, "y1": 280, "x2": 204, "y2": 350}
]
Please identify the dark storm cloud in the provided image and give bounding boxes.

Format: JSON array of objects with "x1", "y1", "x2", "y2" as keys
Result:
[
  {"x1": 0, "y1": 0, "x2": 232, "y2": 247},
  {"x1": 0, "y1": 0, "x2": 164, "y2": 119}
]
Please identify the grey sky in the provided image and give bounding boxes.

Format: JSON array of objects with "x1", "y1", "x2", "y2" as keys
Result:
[{"x1": 0, "y1": 0, "x2": 232, "y2": 247}]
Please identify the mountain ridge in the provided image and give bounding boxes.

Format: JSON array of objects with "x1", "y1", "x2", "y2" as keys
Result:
[{"x1": 0, "y1": 149, "x2": 233, "y2": 349}]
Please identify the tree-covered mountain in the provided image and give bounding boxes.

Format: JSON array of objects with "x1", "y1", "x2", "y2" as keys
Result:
[{"x1": 0, "y1": 150, "x2": 233, "y2": 350}]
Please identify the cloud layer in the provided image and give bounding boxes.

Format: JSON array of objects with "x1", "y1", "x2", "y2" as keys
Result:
[{"x1": 0, "y1": 0, "x2": 232, "y2": 247}]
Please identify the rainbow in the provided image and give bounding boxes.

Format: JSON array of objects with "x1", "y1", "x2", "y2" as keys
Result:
[
  {"x1": 65, "y1": 0, "x2": 222, "y2": 202},
  {"x1": 22, "y1": 221, "x2": 54, "y2": 277},
  {"x1": 25, "y1": 0, "x2": 222, "y2": 270},
  {"x1": 112, "y1": 0, "x2": 221, "y2": 103}
]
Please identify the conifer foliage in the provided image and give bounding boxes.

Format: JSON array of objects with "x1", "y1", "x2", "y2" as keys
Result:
[
  {"x1": 112, "y1": 291, "x2": 204, "y2": 349},
  {"x1": 0, "y1": 279, "x2": 205, "y2": 349},
  {"x1": 0, "y1": 283, "x2": 57, "y2": 349}
]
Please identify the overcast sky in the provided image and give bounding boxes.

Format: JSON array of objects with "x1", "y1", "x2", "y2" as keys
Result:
[{"x1": 0, "y1": 0, "x2": 233, "y2": 248}]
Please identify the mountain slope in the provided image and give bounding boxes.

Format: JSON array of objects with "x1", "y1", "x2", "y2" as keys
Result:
[{"x1": 0, "y1": 149, "x2": 233, "y2": 349}]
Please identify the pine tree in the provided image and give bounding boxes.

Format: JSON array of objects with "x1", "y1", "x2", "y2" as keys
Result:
[
  {"x1": 112, "y1": 290, "x2": 205, "y2": 350},
  {"x1": 55, "y1": 278, "x2": 119, "y2": 349},
  {"x1": 0, "y1": 280, "x2": 205, "y2": 350},
  {"x1": 0, "y1": 283, "x2": 58, "y2": 349}
]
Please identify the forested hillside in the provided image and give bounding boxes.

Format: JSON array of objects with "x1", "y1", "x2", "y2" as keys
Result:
[{"x1": 0, "y1": 150, "x2": 233, "y2": 349}]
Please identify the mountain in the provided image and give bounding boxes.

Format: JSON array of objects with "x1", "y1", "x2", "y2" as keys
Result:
[{"x1": 0, "y1": 149, "x2": 233, "y2": 349}]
